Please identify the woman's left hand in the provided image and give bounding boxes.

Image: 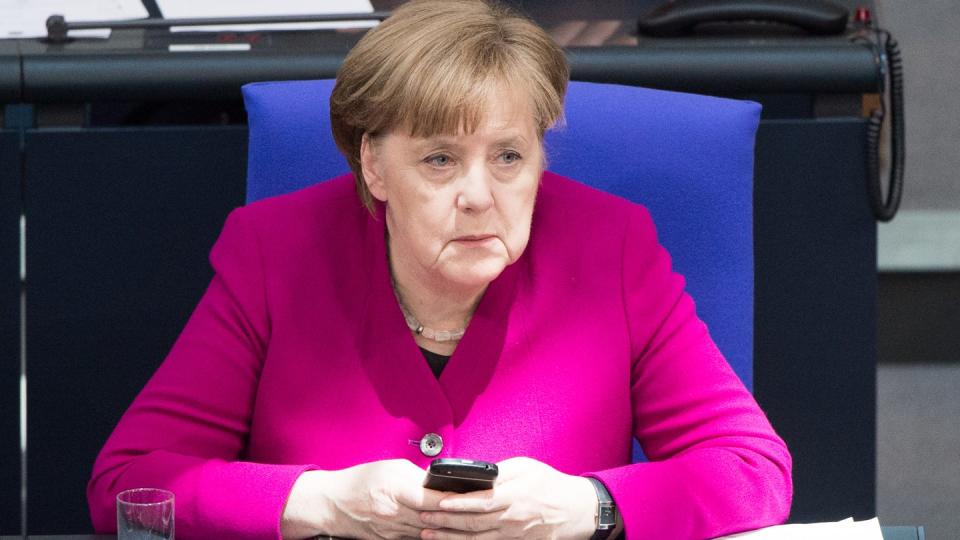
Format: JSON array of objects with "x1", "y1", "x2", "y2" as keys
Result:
[{"x1": 418, "y1": 456, "x2": 598, "y2": 540}]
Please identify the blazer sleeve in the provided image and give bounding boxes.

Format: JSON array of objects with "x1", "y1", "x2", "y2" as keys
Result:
[
  {"x1": 587, "y1": 205, "x2": 793, "y2": 539},
  {"x1": 87, "y1": 207, "x2": 314, "y2": 540}
]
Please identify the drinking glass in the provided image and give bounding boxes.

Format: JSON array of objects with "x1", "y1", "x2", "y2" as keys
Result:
[{"x1": 117, "y1": 488, "x2": 175, "y2": 540}]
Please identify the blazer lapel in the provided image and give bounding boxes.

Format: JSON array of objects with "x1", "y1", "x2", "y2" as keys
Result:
[
  {"x1": 356, "y1": 204, "x2": 453, "y2": 428},
  {"x1": 439, "y1": 254, "x2": 521, "y2": 425},
  {"x1": 356, "y1": 201, "x2": 523, "y2": 428}
]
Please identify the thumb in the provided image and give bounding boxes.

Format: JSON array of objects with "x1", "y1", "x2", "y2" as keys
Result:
[
  {"x1": 493, "y1": 456, "x2": 531, "y2": 484},
  {"x1": 399, "y1": 482, "x2": 448, "y2": 511}
]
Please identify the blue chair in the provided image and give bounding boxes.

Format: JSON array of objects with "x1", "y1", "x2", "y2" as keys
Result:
[{"x1": 242, "y1": 80, "x2": 759, "y2": 399}]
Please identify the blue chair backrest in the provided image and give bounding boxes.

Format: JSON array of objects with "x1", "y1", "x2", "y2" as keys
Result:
[{"x1": 242, "y1": 80, "x2": 759, "y2": 392}]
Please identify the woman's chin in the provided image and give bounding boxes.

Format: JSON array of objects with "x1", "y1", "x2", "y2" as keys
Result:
[{"x1": 441, "y1": 258, "x2": 509, "y2": 289}]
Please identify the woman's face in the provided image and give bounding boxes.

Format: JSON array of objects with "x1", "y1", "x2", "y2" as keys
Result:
[{"x1": 361, "y1": 87, "x2": 542, "y2": 290}]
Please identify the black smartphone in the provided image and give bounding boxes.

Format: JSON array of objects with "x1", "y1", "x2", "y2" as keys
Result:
[{"x1": 423, "y1": 458, "x2": 499, "y2": 493}]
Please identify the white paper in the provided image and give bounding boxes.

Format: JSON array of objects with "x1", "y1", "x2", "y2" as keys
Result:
[
  {"x1": 716, "y1": 517, "x2": 883, "y2": 540},
  {"x1": 0, "y1": 0, "x2": 147, "y2": 39},
  {"x1": 169, "y1": 43, "x2": 251, "y2": 52},
  {"x1": 156, "y1": 0, "x2": 378, "y2": 33}
]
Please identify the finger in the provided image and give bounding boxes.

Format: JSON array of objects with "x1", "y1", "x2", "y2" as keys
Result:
[
  {"x1": 422, "y1": 528, "x2": 502, "y2": 540},
  {"x1": 377, "y1": 522, "x2": 426, "y2": 539},
  {"x1": 436, "y1": 489, "x2": 508, "y2": 513},
  {"x1": 419, "y1": 509, "x2": 505, "y2": 533},
  {"x1": 388, "y1": 501, "x2": 437, "y2": 529},
  {"x1": 394, "y1": 460, "x2": 440, "y2": 508},
  {"x1": 492, "y1": 457, "x2": 528, "y2": 483},
  {"x1": 400, "y1": 485, "x2": 450, "y2": 511}
]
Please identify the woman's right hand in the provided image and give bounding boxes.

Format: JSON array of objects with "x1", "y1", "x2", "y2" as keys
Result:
[{"x1": 282, "y1": 459, "x2": 445, "y2": 539}]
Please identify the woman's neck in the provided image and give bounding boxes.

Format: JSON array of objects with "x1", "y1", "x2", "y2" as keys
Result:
[{"x1": 388, "y1": 238, "x2": 487, "y2": 356}]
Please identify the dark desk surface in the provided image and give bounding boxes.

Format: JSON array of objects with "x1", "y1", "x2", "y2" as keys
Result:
[
  {"x1": 2, "y1": 0, "x2": 881, "y2": 103},
  {"x1": 0, "y1": 527, "x2": 926, "y2": 540},
  {"x1": 8, "y1": 32, "x2": 878, "y2": 102}
]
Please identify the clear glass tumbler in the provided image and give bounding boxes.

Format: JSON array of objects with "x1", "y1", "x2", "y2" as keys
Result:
[{"x1": 117, "y1": 488, "x2": 175, "y2": 540}]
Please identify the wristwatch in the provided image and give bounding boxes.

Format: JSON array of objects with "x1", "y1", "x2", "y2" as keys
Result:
[{"x1": 587, "y1": 477, "x2": 618, "y2": 540}]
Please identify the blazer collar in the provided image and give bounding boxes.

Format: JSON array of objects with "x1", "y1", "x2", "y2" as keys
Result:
[{"x1": 357, "y1": 200, "x2": 521, "y2": 427}]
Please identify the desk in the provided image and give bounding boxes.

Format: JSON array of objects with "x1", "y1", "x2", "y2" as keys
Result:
[
  {"x1": 13, "y1": 35, "x2": 878, "y2": 102},
  {"x1": 0, "y1": 526, "x2": 927, "y2": 540}
]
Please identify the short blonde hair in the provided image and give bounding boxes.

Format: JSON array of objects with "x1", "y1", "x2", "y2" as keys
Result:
[{"x1": 330, "y1": 0, "x2": 569, "y2": 211}]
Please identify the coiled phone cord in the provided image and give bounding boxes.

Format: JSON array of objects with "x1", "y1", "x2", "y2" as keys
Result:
[{"x1": 864, "y1": 29, "x2": 905, "y2": 222}]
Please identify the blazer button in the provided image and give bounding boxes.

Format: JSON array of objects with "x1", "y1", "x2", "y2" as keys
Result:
[{"x1": 420, "y1": 433, "x2": 443, "y2": 457}]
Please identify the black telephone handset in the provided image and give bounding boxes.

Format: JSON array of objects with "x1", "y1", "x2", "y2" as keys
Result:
[
  {"x1": 637, "y1": 0, "x2": 848, "y2": 37},
  {"x1": 637, "y1": 0, "x2": 905, "y2": 222}
]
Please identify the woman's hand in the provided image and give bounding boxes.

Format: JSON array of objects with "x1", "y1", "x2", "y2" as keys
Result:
[
  {"x1": 282, "y1": 459, "x2": 445, "y2": 539},
  {"x1": 418, "y1": 457, "x2": 598, "y2": 540}
]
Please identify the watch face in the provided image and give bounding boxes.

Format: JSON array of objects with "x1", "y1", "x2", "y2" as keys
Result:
[
  {"x1": 598, "y1": 503, "x2": 617, "y2": 526},
  {"x1": 587, "y1": 477, "x2": 617, "y2": 537}
]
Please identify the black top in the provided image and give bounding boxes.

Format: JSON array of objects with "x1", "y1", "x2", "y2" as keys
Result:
[{"x1": 419, "y1": 347, "x2": 451, "y2": 379}]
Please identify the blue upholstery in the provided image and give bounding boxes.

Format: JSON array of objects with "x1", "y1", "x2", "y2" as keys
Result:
[{"x1": 242, "y1": 80, "x2": 759, "y2": 392}]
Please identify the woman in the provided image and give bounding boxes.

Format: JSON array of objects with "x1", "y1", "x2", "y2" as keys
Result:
[{"x1": 87, "y1": 1, "x2": 792, "y2": 539}]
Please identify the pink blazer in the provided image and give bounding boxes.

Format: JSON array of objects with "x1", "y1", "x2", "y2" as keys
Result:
[{"x1": 88, "y1": 172, "x2": 791, "y2": 539}]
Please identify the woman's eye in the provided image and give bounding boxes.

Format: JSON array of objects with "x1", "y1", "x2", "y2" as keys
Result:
[
  {"x1": 499, "y1": 151, "x2": 522, "y2": 164},
  {"x1": 426, "y1": 154, "x2": 451, "y2": 167}
]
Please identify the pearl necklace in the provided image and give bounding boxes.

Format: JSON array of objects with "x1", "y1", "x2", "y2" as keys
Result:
[
  {"x1": 391, "y1": 281, "x2": 467, "y2": 343},
  {"x1": 397, "y1": 303, "x2": 467, "y2": 342}
]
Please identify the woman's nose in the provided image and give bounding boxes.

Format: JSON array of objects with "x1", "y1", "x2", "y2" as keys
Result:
[{"x1": 456, "y1": 165, "x2": 495, "y2": 213}]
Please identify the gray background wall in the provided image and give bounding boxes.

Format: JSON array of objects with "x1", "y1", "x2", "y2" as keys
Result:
[
  {"x1": 873, "y1": 4, "x2": 960, "y2": 539},
  {"x1": 875, "y1": 0, "x2": 960, "y2": 212},
  {"x1": 875, "y1": 1, "x2": 960, "y2": 270}
]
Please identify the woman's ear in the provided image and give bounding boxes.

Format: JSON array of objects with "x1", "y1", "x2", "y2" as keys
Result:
[{"x1": 360, "y1": 133, "x2": 388, "y2": 202}]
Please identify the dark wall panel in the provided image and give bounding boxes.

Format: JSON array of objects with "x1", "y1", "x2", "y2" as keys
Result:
[
  {"x1": 754, "y1": 118, "x2": 877, "y2": 522},
  {"x1": 879, "y1": 272, "x2": 960, "y2": 363},
  {"x1": 25, "y1": 127, "x2": 246, "y2": 534},
  {"x1": 0, "y1": 131, "x2": 21, "y2": 535}
]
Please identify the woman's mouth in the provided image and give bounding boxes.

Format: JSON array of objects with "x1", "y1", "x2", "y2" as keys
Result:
[{"x1": 453, "y1": 234, "x2": 497, "y2": 245}]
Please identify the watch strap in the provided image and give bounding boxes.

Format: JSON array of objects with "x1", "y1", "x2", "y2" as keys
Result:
[{"x1": 587, "y1": 477, "x2": 617, "y2": 540}]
